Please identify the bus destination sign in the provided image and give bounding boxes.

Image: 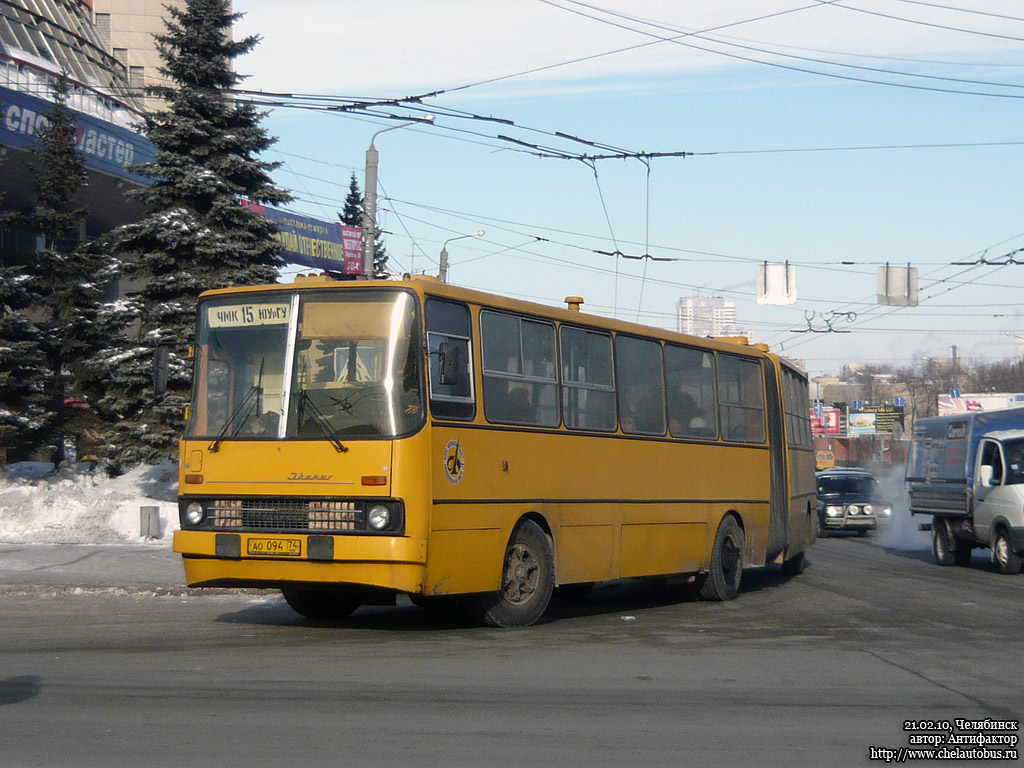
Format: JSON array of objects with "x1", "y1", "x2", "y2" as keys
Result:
[{"x1": 208, "y1": 303, "x2": 290, "y2": 328}]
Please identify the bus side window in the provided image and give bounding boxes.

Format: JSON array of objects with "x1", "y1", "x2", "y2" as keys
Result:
[
  {"x1": 615, "y1": 335, "x2": 666, "y2": 435},
  {"x1": 718, "y1": 355, "x2": 765, "y2": 443},
  {"x1": 560, "y1": 326, "x2": 616, "y2": 432},
  {"x1": 665, "y1": 345, "x2": 717, "y2": 439},
  {"x1": 426, "y1": 299, "x2": 475, "y2": 420},
  {"x1": 481, "y1": 311, "x2": 558, "y2": 427},
  {"x1": 782, "y1": 367, "x2": 812, "y2": 449}
]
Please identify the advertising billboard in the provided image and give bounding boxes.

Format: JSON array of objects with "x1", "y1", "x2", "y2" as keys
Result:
[
  {"x1": 850, "y1": 404, "x2": 905, "y2": 434},
  {"x1": 938, "y1": 393, "x2": 1024, "y2": 414},
  {"x1": 242, "y1": 201, "x2": 363, "y2": 275},
  {"x1": 810, "y1": 407, "x2": 841, "y2": 436}
]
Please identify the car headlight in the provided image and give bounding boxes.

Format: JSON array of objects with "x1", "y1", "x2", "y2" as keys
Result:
[
  {"x1": 185, "y1": 501, "x2": 205, "y2": 525},
  {"x1": 881, "y1": 506, "x2": 892, "y2": 517},
  {"x1": 848, "y1": 505, "x2": 861, "y2": 515},
  {"x1": 863, "y1": 504, "x2": 874, "y2": 515},
  {"x1": 367, "y1": 504, "x2": 390, "y2": 530},
  {"x1": 825, "y1": 505, "x2": 842, "y2": 517}
]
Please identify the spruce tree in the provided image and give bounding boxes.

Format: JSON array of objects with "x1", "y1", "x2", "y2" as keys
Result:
[
  {"x1": 340, "y1": 173, "x2": 363, "y2": 228},
  {"x1": 0, "y1": 79, "x2": 113, "y2": 465},
  {"x1": 100, "y1": 0, "x2": 292, "y2": 466},
  {"x1": 0, "y1": 270, "x2": 48, "y2": 461},
  {"x1": 338, "y1": 172, "x2": 389, "y2": 279}
]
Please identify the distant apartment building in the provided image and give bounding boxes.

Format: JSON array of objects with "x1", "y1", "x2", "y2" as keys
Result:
[
  {"x1": 676, "y1": 296, "x2": 750, "y2": 339},
  {"x1": 92, "y1": 0, "x2": 186, "y2": 111}
]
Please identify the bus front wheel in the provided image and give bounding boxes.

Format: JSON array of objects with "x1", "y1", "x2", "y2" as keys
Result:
[
  {"x1": 282, "y1": 587, "x2": 360, "y2": 621},
  {"x1": 697, "y1": 516, "x2": 745, "y2": 601},
  {"x1": 475, "y1": 519, "x2": 554, "y2": 627}
]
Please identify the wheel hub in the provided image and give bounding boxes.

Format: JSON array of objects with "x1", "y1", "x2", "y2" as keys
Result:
[{"x1": 502, "y1": 543, "x2": 539, "y2": 605}]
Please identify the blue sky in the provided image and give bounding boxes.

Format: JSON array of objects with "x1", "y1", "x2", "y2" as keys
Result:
[{"x1": 231, "y1": 0, "x2": 1024, "y2": 378}]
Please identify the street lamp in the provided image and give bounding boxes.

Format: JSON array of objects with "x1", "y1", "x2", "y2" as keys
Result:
[
  {"x1": 363, "y1": 116, "x2": 434, "y2": 280},
  {"x1": 439, "y1": 231, "x2": 485, "y2": 283}
]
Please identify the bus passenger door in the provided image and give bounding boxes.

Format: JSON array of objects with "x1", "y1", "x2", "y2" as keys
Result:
[{"x1": 763, "y1": 360, "x2": 788, "y2": 563}]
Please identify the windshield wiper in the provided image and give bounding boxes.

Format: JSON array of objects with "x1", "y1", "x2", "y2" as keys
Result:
[
  {"x1": 209, "y1": 358, "x2": 265, "y2": 452},
  {"x1": 295, "y1": 390, "x2": 348, "y2": 453}
]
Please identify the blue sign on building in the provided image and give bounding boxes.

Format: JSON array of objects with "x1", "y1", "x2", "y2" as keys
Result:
[{"x1": 0, "y1": 85, "x2": 155, "y2": 183}]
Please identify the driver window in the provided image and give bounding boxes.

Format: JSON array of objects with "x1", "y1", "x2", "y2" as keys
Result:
[
  {"x1": 426, "y1": 299, "x2": 475, "y2": 420},
  {"x1": 981, "y1": 440, "x2": 1004, "y2": 485}
]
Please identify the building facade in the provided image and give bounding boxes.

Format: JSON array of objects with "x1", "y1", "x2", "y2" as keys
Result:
[
  {"x1": 92, "y1": 0, "x2": 185, "y2": 112},
  {"x1": 1, "y1": 0, "x2": 352, "y2": 276},
  {"x1": 0, "y1": 0, "x2": 154, "y2": 263},
  {"x1": 675, "y1": 295, "x2": 749, "y2": 339}
]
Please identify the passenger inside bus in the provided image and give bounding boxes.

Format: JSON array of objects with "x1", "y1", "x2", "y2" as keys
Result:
[
  {"x1": 620, "y1": 385, "x2": 664, "y2": 435},
  {"x1": 668, "y1": 389, "x2": 714, "y2": 438}
]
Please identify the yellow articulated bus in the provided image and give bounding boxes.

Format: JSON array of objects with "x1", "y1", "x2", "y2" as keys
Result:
[{"x1": 173, "y1": 274, "x2": 816, "y2": 626}]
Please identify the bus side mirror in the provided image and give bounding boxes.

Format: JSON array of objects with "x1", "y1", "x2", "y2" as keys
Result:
[
  {"x1": 438, "y1": 341, "x2": 461, "y2": 386},
  {"x1": 153, "y1": 345, "x2": 170, "y2": 396}
]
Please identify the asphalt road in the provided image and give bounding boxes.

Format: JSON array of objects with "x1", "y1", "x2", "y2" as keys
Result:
[{"x1": 1, "y1": 535, "x2": 1021, "y2": 768}]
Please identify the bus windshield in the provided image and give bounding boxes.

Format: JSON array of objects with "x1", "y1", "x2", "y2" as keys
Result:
[{"x1": 186, "y1": 290, "x2": 424, "y2": 441}]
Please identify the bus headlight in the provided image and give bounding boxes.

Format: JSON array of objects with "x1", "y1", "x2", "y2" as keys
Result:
[
  {"x1": 825, "y1": 505, "x2": 842, "y2": 517},
  {"x1": 185, "y1": 501, "x2": 205, "y2": 525},
  {"x1": 368, "y1": 505, "x2": 391, "y2": 530}
]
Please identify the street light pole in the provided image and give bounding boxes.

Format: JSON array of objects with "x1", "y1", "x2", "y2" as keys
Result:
[
  {"x1": 439, "y1": 230, "x2": 485, "y2": 283},
  {"x1": 362, "y1": 116, "x2": 434, "y2": 280}
]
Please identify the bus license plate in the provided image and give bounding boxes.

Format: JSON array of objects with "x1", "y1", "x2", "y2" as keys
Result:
[{"x1": 247, "y1": 537, "x2": 302, "y2": 557}]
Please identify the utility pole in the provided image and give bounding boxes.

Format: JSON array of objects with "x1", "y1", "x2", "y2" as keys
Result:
[{"x1": 362, "y1": 117, "x2": 433, "y2": 280}]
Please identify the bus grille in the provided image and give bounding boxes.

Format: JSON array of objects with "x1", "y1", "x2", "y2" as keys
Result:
[{"x1": 209, "y1": 499, "x2": 365, "y2": 533}]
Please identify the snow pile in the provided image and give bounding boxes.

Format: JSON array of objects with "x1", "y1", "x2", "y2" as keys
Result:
[{"x1": 0, "y1": 461, "x2": 179, "y2": 544}]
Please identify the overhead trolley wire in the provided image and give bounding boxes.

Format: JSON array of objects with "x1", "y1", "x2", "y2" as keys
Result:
[{"x1": 540, "y1": 0, "x2": 1024, "y2": 98}]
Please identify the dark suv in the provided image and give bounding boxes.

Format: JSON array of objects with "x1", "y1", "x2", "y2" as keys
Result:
[{"x1": 816, "y1": 468, "x2": 893, "y2": 536}]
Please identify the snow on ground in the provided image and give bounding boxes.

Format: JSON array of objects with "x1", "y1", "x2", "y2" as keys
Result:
[{"x1": 0, "y1": 461, "x2": 179, "y2": 545}]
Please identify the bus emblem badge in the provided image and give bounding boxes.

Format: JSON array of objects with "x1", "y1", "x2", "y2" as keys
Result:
[{"x1": 443, "y1": 440, "x2": 465, "y2": 484}]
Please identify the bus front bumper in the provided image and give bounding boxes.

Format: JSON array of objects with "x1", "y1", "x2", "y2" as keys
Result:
[{"x1": 173, "y1": 530, "x2": 427, "y2": 593}]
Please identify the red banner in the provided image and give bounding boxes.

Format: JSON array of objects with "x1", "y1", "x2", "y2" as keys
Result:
[{"x1": 810, "y1": 407, "x2": 841, "y2": 436}]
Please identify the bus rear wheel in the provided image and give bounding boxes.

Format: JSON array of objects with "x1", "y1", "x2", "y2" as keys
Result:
[
  {"x1": 282, "y1": 587, "x2": 360, "y2": 621},
  {"x1": 474, "y1": 519, "x2": 554, "y2": 627},
  {"x1": 698, "y1": 516, "x2": 744, "y2": 601}
]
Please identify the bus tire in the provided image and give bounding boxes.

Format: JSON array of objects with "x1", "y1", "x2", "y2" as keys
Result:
[
  {"x1": 698, "y1": 516, "x2": 744, "y2": 601},
  {"x1": 475, "y1": 519, "x2": 554, "y2": 627},
  {"x1": 282, "y1": 587, "x2": 360, "y2": 621},
  {"x1": 992, "y1": 527, "x2": 1023, "y2": 575},
  {"x1": 931, "y1": 518, "x2": 956, "y2": 566}
]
